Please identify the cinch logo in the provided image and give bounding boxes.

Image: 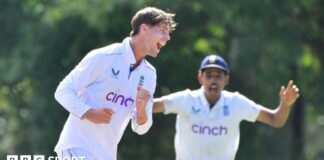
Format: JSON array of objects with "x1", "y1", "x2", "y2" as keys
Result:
[
  {"x1": 191, "y1": 124, "x2": 228, "y2": 136},
  {"x1": 106, "y1": 92, "x2": 134, "y2": 107}
]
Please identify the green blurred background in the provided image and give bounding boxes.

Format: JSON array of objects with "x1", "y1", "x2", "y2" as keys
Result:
[{"x1": 0, "y1": 0, "x2": 323, "y2": 159}]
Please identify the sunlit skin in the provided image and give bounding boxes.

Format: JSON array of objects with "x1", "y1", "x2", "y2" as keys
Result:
[
  {"x1": 143, "y1": 23, "x2": 171, "y2": 57},
  {"x1": 198, "y1": 68, "x2": 229, "y2": 105},
  {"x1": 130, "y1": 22, "x2": 171, "y2": 66},
  {"x1": 256, "y1": 80, "x2": 300, "y2": 127}
]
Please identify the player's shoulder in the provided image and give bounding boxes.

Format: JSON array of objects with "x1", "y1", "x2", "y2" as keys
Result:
[
  {"x1": 163, "y1": 88, "x2": 193, "y2": 102},
  {"x1": 222, "y1": 90, "x2": 237, "y2": 97},
  {"x1": 168, "y1": 88, "x2": 192, "y2": 96},
  {"x1": 91, "y1": 43, "x2": 123, "y2": 57},
  {"x1": 189, "y1": 89, "x2": 201, "y2": 97},
  {"x1": 223, "y1": 90, "x2": 250, "y2": 102},
  {"x1": 81, "y1": 43, "x2": 122, "y2": 64},
  {"x1": 143, "y1": 59, "x2": 156, "y2": 73},
  {"x1": 172, "y1": 88, "x2": 198, "y2": 99}
]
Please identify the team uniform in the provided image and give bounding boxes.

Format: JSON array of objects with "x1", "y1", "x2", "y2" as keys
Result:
[
  {"x1": 54, "y1": 37, "x2": 156, "y2": 160},
  {"x1": 162, "y1": 87, "x2": 261, "y2": 160}
]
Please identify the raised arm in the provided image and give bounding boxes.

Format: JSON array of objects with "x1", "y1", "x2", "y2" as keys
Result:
[
  {"x1": 135, "y1": 87, "x2": 151, "y2": 125},
  {"x1": 131, "y1": 76, "x2": 156, "y2": 135},
  {"x1": 256, "y1": 80, "x2": 300, "y2": 128},
  {"x1": 153, "y1": 98, "x2": 166, "y2": 113}
]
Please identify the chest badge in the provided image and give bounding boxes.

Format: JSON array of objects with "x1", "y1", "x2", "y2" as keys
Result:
[
  {"x1": 223, "y1": 105, "x2": 229, "y2": 116},
  {"x1": 139, "y1": 75, "x2": 144, "y2": 87}
]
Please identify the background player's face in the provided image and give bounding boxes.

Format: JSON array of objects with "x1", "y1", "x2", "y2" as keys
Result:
[{"x1": 198, "y1": 68, "x2": 229, "y2": 103}]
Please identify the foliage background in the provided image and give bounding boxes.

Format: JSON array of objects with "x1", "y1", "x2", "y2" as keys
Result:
[{"x1": 0, "y1": 0, "x2": 323, "y2": 159}]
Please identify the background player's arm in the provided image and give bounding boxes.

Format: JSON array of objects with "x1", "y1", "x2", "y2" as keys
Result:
[
  {"x1": 152, "y1": 98, "x2": 166, "y2": 113},
  {"x1": 256, "y1": 80, "x2": 300, "y2": 128}
]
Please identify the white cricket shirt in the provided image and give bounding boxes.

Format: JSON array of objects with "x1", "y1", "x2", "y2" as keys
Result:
[
  {"x1": 162, "y1": 87, "x2": 261, "y2": 160},
  {"x1": 54, "y1": 37, "x2": 156, "y2": 160}
]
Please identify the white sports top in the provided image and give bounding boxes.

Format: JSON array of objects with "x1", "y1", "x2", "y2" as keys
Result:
[
  {"x1": 162, "y1": 87, "x2": 261, "y2": 160},
  {"x1": 54, "y1": 37, "x2": 156, "y2": 160}
]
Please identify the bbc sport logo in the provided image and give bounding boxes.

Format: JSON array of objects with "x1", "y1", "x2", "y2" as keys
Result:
[{"x1": 6, "y1": 155, "x2": 86, "y2": 160}]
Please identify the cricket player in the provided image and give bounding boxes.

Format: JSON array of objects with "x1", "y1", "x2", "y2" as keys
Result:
[
  {"x1": 54, "y1": 7, "x2": 176, "y2": 160},
  {"x1": 153, "y1": 54, "x2": 300, "y2": 160}
]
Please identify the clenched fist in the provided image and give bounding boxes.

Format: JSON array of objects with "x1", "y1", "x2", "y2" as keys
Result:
[
  {"x1": 136, "y1": 86, "x2": 151, "y2": 124},
  {"x1": 83, "y1": 107, "x2": 115, "y2": 124}
]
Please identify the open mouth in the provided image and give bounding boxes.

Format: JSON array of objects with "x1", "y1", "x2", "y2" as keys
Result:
[
  {"x1": 209, "y1": 85, "x2": 218, "y2": 92},
  {"x1": 157, "y1": 42, "x2": 165, "y2": 51}
]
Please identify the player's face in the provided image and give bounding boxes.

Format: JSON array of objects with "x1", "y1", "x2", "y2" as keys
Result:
[
  {"x1": 143, "y1": 23, "x2": 171, "y2": 57},
  {"x1": 198, "y1": 68, "x2": 229, "y2": 103}
]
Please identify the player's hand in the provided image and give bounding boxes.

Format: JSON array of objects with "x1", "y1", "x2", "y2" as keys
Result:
[
  {"x1": 136, "y1": 86, "x2": 151, "y2": 111},
  {"x1": 279, "y1": 80, "x2": 300, "y2": 108},
  {"x1": 136, "y1": 86, "x2": 151, "y2": 124},
  {"x1": 83, "y1": 108, "x2": 115, "y2": 124}
]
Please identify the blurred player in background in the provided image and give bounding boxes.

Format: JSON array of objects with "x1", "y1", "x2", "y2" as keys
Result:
[{"x1": 153, "y1": 54, "x2": 300, "y2": 160}]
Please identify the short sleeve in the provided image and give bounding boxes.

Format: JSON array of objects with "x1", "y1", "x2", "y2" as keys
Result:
[
  {"x1": 233, "y1": 92, "x2": 261, "y2": 122},
  {"x1": 162, "y1": 89, "x2": 191, "y2": 115}
]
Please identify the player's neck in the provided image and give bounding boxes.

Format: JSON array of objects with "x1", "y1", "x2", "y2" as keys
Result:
[
  {"x1": 207, "y1": 98, "x2": 219, "y2": 105},
  {"x1": 205, "y1": 94, "x2": 221, "y2": 105},
  {"x1": 130, "y1": 37, "x2": 145, "y2": 68}
]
